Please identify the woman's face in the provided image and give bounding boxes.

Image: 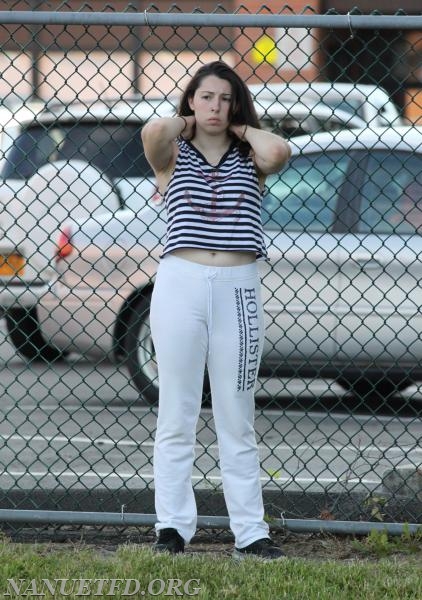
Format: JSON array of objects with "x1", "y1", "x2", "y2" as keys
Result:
[{"x1": 188, "y1": 75, "x2": 232, "y2": 134}]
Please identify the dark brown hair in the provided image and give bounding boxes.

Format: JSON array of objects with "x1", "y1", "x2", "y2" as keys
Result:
[{"x1": 178, "y1": 61, "x2": 260, "y2": 153}]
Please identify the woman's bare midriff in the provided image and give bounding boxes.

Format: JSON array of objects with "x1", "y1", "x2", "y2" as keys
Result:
[{"x1": 170, "y1": 248, "x2": 256, "y2": 266}]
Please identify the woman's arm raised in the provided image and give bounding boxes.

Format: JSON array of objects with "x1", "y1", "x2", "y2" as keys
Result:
[
  {"x1": 141, "y1": 115, "x2": 195, "y2": 175},
  {"x1": 230, "y1": 124, "x2": 292, "y2": 175}
]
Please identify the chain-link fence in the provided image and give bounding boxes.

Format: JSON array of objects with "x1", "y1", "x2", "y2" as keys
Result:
[{"x1": 0, "y1": 4, "x2": 422, "y2": 537}]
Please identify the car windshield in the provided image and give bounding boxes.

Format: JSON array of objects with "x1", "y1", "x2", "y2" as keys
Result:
[{"x1": 0, "y1": 122, "x2": 153, "y2": 180}]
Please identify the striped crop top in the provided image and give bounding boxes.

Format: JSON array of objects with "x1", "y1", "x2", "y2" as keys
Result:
[{"x1": 161, "y1": 139, "x2": 268, "y2": 260}]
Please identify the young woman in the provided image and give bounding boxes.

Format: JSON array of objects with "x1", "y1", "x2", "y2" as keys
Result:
[{"x1": 141, "y1": 61, "x2": 291, "y2": 560}]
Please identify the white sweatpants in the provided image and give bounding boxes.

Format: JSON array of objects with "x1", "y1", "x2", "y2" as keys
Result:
[{"x1": 150, "y1": 254, "x2": 270, "y2": 548}]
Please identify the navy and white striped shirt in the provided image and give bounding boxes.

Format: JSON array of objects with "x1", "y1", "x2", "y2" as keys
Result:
[{"x1": 161, "y1": 139, "x2": 267, "y2": 259}]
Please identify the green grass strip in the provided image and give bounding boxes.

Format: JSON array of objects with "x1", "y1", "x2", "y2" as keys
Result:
[{"x1": 0, "y1": 541, "x2": 422, "y2": 599}]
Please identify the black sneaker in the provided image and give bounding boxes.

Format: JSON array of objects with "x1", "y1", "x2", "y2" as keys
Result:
[
  {"x1": 153, "y1": 528, "x2": 185, "y2": 554},
  {"x1": 233, "y1": 538, "x2": 285, "y2": 561}
]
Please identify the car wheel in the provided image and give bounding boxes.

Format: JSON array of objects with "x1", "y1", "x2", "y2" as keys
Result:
[
  {"x1": 337, "y1": 374, "x2": 412, "y2": 399},
  {"x1": 124, "y1": 295, "x2": 159, "y2": 405},
  {"x1": 5, "y1": 307, "x2": 67, "y2": 362}
]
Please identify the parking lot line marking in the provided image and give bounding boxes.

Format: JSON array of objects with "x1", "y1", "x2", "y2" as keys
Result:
[
  {"x1": 1, "y1": 432, "x2": 421, "y2": 456},
  {"x1": 0, "y1": 469, "x2": 382, "y2": 487}
]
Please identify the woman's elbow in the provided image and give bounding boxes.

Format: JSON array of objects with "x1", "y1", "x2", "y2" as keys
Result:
[
  {"x1": 141, "y1": 119, "x2": 166, "y2": 144},
  {"x1": 270, "y1": 140, "x2": 292, "y2": 170},
  {"x1": 279, "y1": 140, "x2": 292, "y2": 163}
]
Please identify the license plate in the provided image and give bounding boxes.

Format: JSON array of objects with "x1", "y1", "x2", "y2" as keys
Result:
[{"x1": 0, "y1": 253, "x2": 25, "y2": 276}]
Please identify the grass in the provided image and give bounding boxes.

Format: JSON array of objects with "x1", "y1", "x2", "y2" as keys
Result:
[{"x1": 0, "y1": 531, "x2": 422, "y2": 599}]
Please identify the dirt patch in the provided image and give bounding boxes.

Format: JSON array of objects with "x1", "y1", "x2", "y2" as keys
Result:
[
  {"x1": 168, "y1": 530, "x2": 422, "y2": 562},
  {"x1": 3, "y1": 524, "x2": 422, "y2": 562}
]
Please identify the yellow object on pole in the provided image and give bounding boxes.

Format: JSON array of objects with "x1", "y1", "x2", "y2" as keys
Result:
[{"x1": 250, "y1": 34, "x2": 278, "y2": 65}]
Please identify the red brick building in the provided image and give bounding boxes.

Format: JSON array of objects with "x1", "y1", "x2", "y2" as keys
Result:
[{"x1": 0, "y1": 1, "x2": 421, "y2": 119}]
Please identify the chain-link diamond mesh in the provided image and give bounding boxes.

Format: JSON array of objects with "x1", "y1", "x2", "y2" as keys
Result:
[{"x1": 0, "y1": 3, "x2": 421, "y2": 532}]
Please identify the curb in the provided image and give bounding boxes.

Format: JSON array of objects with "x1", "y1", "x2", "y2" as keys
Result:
[{"x1": 382, "y1": 466, "x2": 422, "y2": 500}]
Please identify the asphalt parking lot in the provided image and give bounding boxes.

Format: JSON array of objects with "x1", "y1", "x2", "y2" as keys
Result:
[{"x1": 1, "y1": 317, "x2": 421, "y2": 513}]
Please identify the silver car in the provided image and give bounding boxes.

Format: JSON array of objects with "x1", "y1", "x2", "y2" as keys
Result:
[{"x1": 12, "y1": 126, "x2": 422, "y2": 403}]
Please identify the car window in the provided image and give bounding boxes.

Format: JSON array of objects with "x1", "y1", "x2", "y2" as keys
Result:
[
  {"x1": 0, "y1": 127, "x2": 58, "y2": 179},
  {"x1": 358, "y1": 152, "x2": 422, "y2": 235},
  {"x1": 260, "y1": 114, "x2": 356, "y2": 138},
  {"x1": 326, "y1": 98, "x2": 363, "y2": 119},
  {"x1": 260, "y1": 115, "x2": 311, "y2": 138},
  {"x1": 262, "y1": 151, "x2": 351, "y2": 232},
  {"x1": 0, "y1": 122, "x2": 153, "y2": 180}
]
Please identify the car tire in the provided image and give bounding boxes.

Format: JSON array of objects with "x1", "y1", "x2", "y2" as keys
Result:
[
  {"x1": 337, "y1": 374, "x2": 412, "y2": 400},
  {"x1": 124, "y1": 295, "x2": 159, "y2": 405},
  {"x1": 5, "y1": 307, "x2": 67, "y2": 362},
  {"x1": 123, "y1": 294, "x2": 211, "y2": 406}
]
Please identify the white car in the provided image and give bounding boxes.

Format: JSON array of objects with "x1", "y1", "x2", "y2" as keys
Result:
[
  {"x1": 249, "y1": 82, "x2": 404, "y2": 128},
  {"x1": 0, "y1": 97, "x2": 176, "y2": 282},
  {"x1": 24, "y1": 125, "x2": 422, "y2": 403},
  {"x1": 0, "y1": 100, "x2": 46, "y2": 165},
  {"x1": 0, "y1": 97, "x2": 175, "y2": 359},
  {"x1": 257, "y1": 98, "x2": 366, "y2": 136}
]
